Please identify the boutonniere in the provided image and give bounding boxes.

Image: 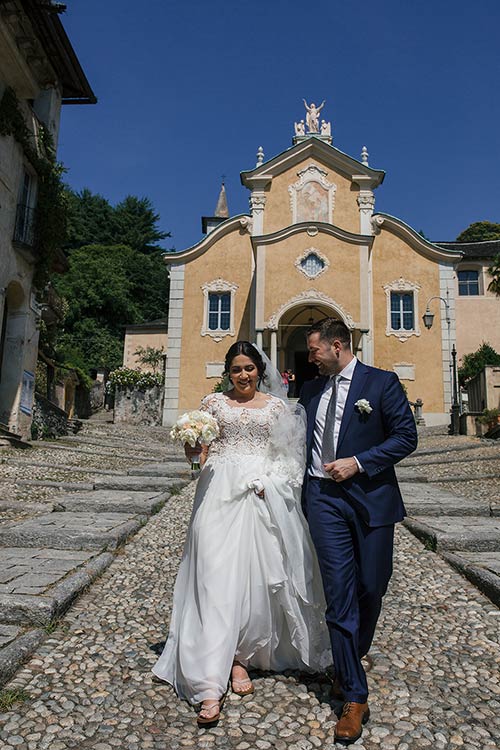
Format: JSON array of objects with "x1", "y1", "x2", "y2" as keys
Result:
[{"x1": 355, "y1": 399, "x2": 372, "y2": 414}]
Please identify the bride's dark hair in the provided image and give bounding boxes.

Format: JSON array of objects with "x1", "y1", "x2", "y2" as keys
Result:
[{"x1": 223, "y1": 341, "x2": 267, "y2": 383}]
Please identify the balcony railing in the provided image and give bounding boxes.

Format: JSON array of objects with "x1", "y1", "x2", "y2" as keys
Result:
[{"x1": 13, "y1": 203, "x2": 36, "y2": 247}]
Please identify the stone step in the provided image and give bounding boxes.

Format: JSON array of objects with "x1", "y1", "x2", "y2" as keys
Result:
[
  {"x1": 51, "y1": 435, "x2": 178, "y2": 455},
  {"x1": 31, "y1": 441, "x2": 173, "y2": 462},
  {"x1": 0, "y1": 547, "x2": 113, "y2": 623},
  {"x1": 401, "y1": 453, "x2": 500, "y2": 468},
  {"x1": 0, "y1": 478, "x2": 95, "y2": 492},
  {"x1": 441, "y1": 551, "x2": 500, "y2": 608},
  {"x1": 403, "y1": 516, "x2": 500, "y2": 553},
  {"x1": 1, "y1": 459, "x2": 123, "y2": 476},
  {"x1": 53, "y1": 489, "x2": 171, "y2": 515},
  {"x1": 400, "y1": 482, "x2": 491, "y2": 517},
  {"x1": 127, "y1": 461, "x2": 188, "y2": 477},
  {"x1": 93, "y1": 474, "x2": 190, "y2": 492},
  {"x1": 397, "y1": 469, "x2": 500, "y2": 484},
  {"x1": 0, "y1": 512, "x2": 146, "y2": 551},
  {"x1": 410, "y1": 443, "x2": 487, "y2": 458}
]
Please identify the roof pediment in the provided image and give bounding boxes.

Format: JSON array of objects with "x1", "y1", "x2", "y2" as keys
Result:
[{"x1": 241, "y1": 137, "x2": 385, "y2": 190}]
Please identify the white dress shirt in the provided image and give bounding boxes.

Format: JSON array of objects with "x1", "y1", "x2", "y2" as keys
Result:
[{"x1": 309, "y1": 357, "x2": 363, "y2": 478}]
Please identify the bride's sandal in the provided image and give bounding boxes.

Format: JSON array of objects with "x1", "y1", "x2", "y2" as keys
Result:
[
  {"x1": 231, "y1": 665, "x2": 254, "y2": 696},
  {"x1": 197, "y1": 699, "x2": 223, "y2": 725}
]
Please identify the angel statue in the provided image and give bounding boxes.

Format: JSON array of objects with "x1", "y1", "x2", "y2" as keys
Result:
[{"x1": 303, "y1": 99, "x2": 325, "y2": 133}]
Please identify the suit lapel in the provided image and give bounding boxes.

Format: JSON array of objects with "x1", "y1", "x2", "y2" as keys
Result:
[
  {"x1": 306, "y1": 377, "x2": 327, "y2": 450},
  {"x1": 336, "y1": 362, "x2": 370, "y2": 453}
]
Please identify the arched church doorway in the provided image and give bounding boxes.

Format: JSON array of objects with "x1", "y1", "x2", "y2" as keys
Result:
[{"x1": 278, "y1": 304, "x2": 343, "y2": 396}]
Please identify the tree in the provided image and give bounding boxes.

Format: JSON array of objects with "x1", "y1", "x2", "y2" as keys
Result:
[
  {"x1": 487, "y1": 254, "x2": 500, "y2": 296},
  {"x1": 458, "y1": 342, "x2": 500, "y2": 386},
  {"x1": 113, "y1": 195, "x2": 169, "y2": 254},
  {"x1": 65, "y1": 188, "x2": 116, "y2": 250},
  {"x1": 53, "y1": 244, "x2": 168, "y2": 371},
  {"x1": 456, "y1": 221, "x2": 500, "y2": 243}
]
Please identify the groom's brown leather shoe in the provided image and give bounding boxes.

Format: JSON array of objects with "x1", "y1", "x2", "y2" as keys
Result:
[{"x1": 334, "y1": 701, "x2": 370, "y2": 744}]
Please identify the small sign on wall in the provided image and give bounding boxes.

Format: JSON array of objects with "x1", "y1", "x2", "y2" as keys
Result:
[
  {"x1": 206, "y1": 362, "x2": 224, "y2": 378},
  {"x1": 20, "y1": 370, "x2": 35, "y2": 415},
  {"x1": 393, "y1": 363, "x2": 415, "y2": 381}
]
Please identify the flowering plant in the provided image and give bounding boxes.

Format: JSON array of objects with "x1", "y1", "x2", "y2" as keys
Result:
[
  {"x1": 169, "y1": 410, "x2": 219, "y2": 470},
  {"x1": 354, "y1": 398, "x2": 372, "y2": 414}
]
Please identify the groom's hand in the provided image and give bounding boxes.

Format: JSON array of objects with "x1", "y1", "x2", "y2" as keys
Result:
[{"x1": 324, "y1": 457, "x2": 359, "y2": 482}]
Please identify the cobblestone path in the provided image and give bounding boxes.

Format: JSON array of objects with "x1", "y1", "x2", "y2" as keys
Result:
[{"x1": 1, "y1": 427, "x2": 499, "y2": 749}]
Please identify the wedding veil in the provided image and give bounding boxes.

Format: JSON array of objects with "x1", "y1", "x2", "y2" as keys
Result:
[{"x1": 255, "y1": 345, "x2": 307, "y2": 483}]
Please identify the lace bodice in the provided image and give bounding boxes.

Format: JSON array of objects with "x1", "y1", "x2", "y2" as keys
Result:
[{"x1": 200, "y1": 392, "x2": 287, "y2": 459}]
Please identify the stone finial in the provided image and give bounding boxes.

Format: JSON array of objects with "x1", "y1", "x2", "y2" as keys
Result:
[
  {"x1": 214, "y1": 182, "x2": 229, "y2": 218},
  {"x1": 361, "y1": 146, "x2": 369, "y2": 166},
  {"x1": 256, "y1": 146, "x2": 264, "y2": 167}
]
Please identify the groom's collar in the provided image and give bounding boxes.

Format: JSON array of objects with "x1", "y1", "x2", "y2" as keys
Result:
[{"x1": 330, "y1": 356, "x2": 357, "y2": 382}]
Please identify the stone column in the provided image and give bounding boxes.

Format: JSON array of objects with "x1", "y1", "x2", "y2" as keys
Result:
[
  {"x1": 357, "y1": 191, "x2": 376, "y2": 365},
  {"x1": 162, "y1": 264, "x2": 185, "y2": 426},
  {"x1": 256, "y1": 330, "x2": 263, "y2": 350},
  {"x1": 270, "y1": 329, "x2": 278, "y2": 368}
]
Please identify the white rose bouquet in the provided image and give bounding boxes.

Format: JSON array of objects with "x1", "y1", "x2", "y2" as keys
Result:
[{"x1": 170, "y1": 410, "x2": 219, "y2": 470}]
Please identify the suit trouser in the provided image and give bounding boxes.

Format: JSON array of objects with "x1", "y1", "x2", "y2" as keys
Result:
[{"x1": 306, "y1": 478, "x2": 394, "y2": 703}]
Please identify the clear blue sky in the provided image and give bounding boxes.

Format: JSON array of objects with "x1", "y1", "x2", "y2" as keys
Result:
[{"x1": 58, "y1": 0, "x2": 500, "y2": 250}]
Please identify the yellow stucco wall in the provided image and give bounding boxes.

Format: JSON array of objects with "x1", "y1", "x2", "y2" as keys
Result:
[
  {"x1": 123, "y1": 330, "x2": 168, "y2": 370},
  {"x1": 262, "y1": 233, "x2": 361, "y2": 325},
  {"x1": 371, "y1": 231, "x2": 445, "y2": 410},
  {"x1": 456, "y1": 264, "x2": 500, "y2": 360},
  {"x1": 262, "y1": 159, "x2": 360, "y2": 235},
  {"x1": 177, "y1": 229, "x2": 254, "y2": 410}
]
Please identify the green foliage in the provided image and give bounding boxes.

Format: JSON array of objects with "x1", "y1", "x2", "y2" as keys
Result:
[
  {"x1": 456, "y1": 221, "x2": 500, "y2": 243},
  {"x1": 113, "y1": 195, "x2": 169, "y2": 253},
  {"x1": 64, "y1": 190, "x2": 169, "y2": 254},
  {"x1": 53, "y1": 243, "x2": 168, "y2": 371},
  {"x1": 0, "y1": 688, "x2": 30, "y2": 712},
  {"x1": 458, "y1": 342, "x2": 500, "y2": 386},
  {"x1": 0, "y1": 87, "x2": 68, "y2": 288},
  {"x1": 108, "y1": 366, "x2": 164, "y2": 392},
  {"x1": 478, "y1": 407, "x2": 500, "y2": 425},
  {"x1": 133, "y1": 345, "x2": 165, "y2": 373},
  {"x1": 487, "y1": 254, "x2": 500, "y2": 296},
  {"x1": 213, "y1": 375, "x2": 230, "y2": 393}
]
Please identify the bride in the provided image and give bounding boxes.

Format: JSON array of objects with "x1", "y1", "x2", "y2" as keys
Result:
[{"x1": 152, "y1": 341, "x2": 331, "y2": 724}]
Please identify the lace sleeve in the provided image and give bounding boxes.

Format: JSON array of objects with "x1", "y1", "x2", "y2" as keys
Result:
[
  {"x1": 200, "y1": 393, "x2": 218, "y2": 414},
  {"x1": 264, "y1": 400, "x2": 307, "y2": 487}
]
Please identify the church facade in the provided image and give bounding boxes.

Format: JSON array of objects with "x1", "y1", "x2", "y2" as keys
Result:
[{"x1": 162, "y1": 109, "x2": 498, "y2": 425}]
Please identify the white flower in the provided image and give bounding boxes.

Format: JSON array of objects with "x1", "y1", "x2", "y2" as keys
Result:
[
  {"x1": 355, "y1": 398, "x2": 372, "y2": 414},
  {"x1": 170, "y1": 410, "x2": 219, "y2": 448}
]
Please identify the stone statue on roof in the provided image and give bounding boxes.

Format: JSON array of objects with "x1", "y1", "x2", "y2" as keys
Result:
[{"x1": 303, "y1": 99, "x2": 325, "y2": 133}]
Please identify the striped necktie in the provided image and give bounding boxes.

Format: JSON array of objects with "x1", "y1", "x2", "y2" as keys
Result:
[{"x1": 321, "y1": 375, "x2": 337, "y2": 465}]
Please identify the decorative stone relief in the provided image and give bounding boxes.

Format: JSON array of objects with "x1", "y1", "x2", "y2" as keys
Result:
[
  {"x1": 249, "y1": 193, "x2": 266, "y2": 215},
  {"x1": 201, "y1": 278, "x2": 238, "y2": 342},
  {"x1": 295, "y1": 248, "x2": 329, "y2": 279},
  {"x1": 288, "y1": 165, "x2": 336, "y2": 224},
  {"x1": 266, "y1": 289, "x2": 355, "y2": 330},
  {"x1": 239, "y1": 216, "x2": 253, "y2": 233},
  {"x1": 357, "y1": 192, "x2": 375, "y2": 213},
  {"x1": 383, "y1": 277, "x2": 421, "y2": 341}
]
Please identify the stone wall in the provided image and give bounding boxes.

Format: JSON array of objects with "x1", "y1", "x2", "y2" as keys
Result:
[
  {"x1": 113, "y1": 386, "x2": 164, "y2": 426},
  {"x1": 31, "y1": 393, "x2": 69, "y2": 439}
]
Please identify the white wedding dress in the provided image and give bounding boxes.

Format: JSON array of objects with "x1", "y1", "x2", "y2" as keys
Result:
[{"x1": 152, "y1": 392, "x2": 331, "y2": 704}]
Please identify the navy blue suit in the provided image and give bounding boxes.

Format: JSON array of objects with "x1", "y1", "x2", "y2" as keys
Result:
[{"x1": 300, "y1": 361, "x2": 417, "y2": 702}]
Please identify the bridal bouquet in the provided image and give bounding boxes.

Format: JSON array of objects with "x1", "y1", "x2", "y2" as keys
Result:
[{"x1": 170, "y1": 410, "x2": 219, "y2": 470}]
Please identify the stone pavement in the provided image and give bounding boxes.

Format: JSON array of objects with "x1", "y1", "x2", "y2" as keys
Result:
[
  {"x1": 0, "y1": 426, "x2": 498, "y2": 749},
  {"x1": 0, "y1": 417, "x2": 189, "y2": 687},
  {"x1": 399, "y1": 427, "x2": 500, "y2": 608}
]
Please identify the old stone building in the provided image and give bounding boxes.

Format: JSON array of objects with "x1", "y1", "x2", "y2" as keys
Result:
[
  {"x1": 161, "y1": 105, "x2": 500, "y2": 426},
  {"x1": 0, "y1": 0, "x2": 95, "y2": 439}
]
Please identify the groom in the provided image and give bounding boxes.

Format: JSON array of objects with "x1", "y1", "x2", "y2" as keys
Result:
[{"x1": 300, "y1": 318, "x2": 417, "y2": 744}]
